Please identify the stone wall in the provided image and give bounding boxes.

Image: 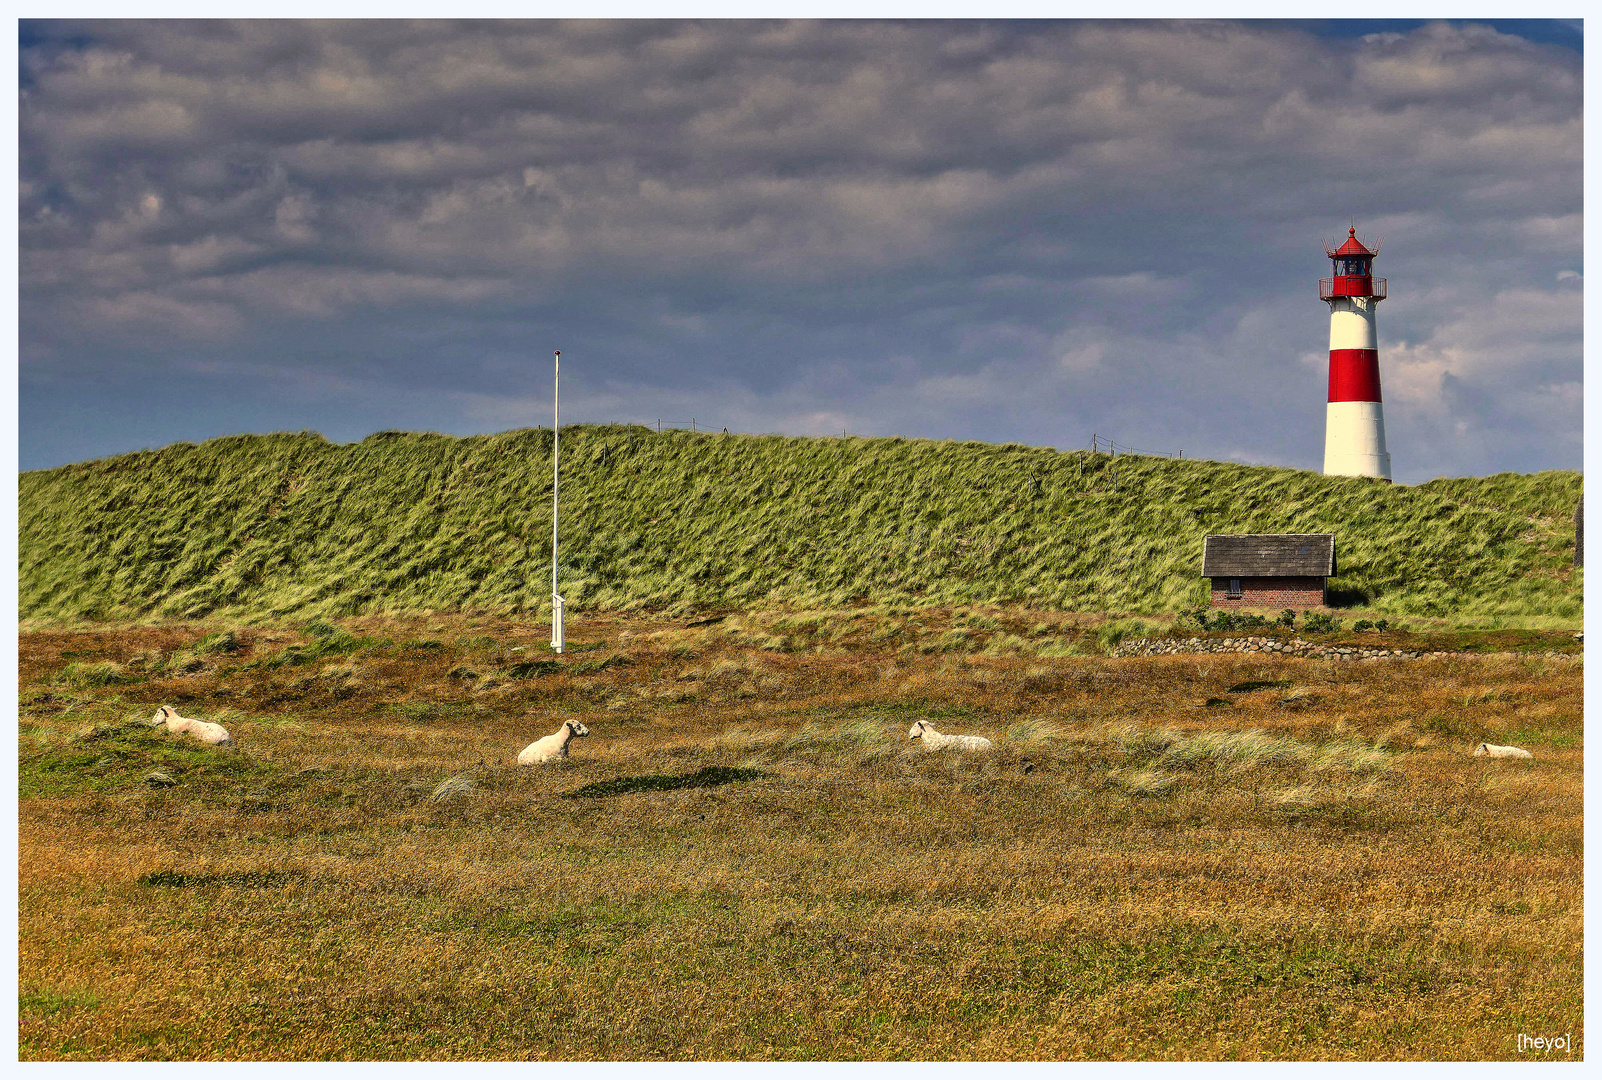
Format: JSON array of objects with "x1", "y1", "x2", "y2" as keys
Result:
[{"x1": 1111, "y1": 635, "x2": 1579, "y2": 662}]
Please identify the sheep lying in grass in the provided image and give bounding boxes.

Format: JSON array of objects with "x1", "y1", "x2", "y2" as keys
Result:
[
  {"x1": 150, "y1": 705, "x2": 233, "y2": 747},
  {"x1": 907, "y1": 720, "x2": 992, "y2": 752},
  {"x1": 518, "y1": 719, "x2": 591, "y2": 765},
  {"x1": 1473, "y1": 742, "x2": 1533, "y2": 760}
]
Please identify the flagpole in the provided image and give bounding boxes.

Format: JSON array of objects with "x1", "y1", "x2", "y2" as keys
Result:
[{"x1": 550, "y1": 349, "x2": 564, "y2": 653}]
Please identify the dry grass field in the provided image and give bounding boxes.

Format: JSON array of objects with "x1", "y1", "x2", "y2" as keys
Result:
[{"x1": 17, "y1": 610, "x2": 1583, "y2": 1061}]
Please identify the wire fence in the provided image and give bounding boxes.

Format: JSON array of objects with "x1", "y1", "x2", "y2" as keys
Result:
[
  {"x1": 577, "y1": 419, "x2": 860, "y2": 437},
  {"x1": 552, "y1": 421, "x2": 1178, "y2": 458},
  {"x1": 1089, "y1": 433, "x2": 1187, "y2": 460}
]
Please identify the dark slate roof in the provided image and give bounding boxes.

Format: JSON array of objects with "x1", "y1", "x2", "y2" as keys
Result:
[{"x1": 1201, "y1": 534, "x2": 1336, "y2": 577}]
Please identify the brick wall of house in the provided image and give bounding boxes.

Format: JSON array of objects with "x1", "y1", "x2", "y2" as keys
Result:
[{"x1": 1209, "y1": 576, "x2": 1327, "y2": 608}]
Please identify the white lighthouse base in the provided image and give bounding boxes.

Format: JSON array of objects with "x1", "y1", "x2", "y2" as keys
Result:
[{"x1": 1324, "y1": 400, "x2": 1392, "y2": 480}]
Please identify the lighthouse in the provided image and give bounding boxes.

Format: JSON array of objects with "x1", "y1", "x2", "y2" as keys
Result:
[{"x1": 1320, "y1": 227, "x2": 1391, "y2": 480}]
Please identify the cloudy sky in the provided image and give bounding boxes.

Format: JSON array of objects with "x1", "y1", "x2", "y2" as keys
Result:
[{"x1": 16, "y1": 18, "x2": 1582, "y2": 482}]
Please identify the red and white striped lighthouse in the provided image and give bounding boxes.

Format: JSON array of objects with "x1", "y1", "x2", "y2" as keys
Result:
[{"x1": 1320, "y1": 227, "x2": 1391, "y2": 480}]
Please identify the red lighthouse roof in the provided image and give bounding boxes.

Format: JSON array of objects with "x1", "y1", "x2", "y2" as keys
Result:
[{"x1": 1327, "y1": 226, "x2": 1379, "y2": 258}]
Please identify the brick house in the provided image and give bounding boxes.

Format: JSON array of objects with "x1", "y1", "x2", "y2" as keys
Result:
[{"x1": 1201, "y1": 534, "x2": 1335, "y2": 608}]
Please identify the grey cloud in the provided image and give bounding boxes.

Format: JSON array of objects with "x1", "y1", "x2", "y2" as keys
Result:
[{"x1": 17, "y1": 19, "x2": 1581, "y2": 482}]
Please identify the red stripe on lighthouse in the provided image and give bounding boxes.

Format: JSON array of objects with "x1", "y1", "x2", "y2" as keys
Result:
[{"x1": 1328, "y1": 349, "x2": 1382, "y2": 403}]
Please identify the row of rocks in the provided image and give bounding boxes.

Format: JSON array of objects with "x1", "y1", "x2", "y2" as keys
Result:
[{"x1": 1111, "y1": 636, "x2": 1579, "y2": 662}]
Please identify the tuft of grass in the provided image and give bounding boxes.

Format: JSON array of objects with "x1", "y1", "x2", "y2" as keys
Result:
[
  {"x1": 772, "y1": 719, "x2": 899, "y2": 761},
  {"x1": 193, "y1": 629, "x2": 242, "y2": 655},
  {"x1": 1096, "y1": 618, "x2": 1159, "y2": 652},
  {"x1": 57, "y1": 661, "x2": 133, "y2": 688},
  {"x1": 1161, "y1": 730, "x2": 1311, "y2": 771},
  {"x1": 429, "y1": 774, "x2": 479, "y2": 803},
  {"x1": 706, "y1": 726, "x2": 785, "y2": 754},
  {"x1": 243, "y1": 629, "x2": 373, "y2": 671},
  {"x1": 1119, "y1": 766, "x2": 1180, "y2": 797},
  {"x1": 1103, "y1": 722, "x2": 1182, "y2": 755},
  {"x1": 1270, "y1": 785, "x2": 1322, "y2": 811},
  {"x1": 504, "y1": 659, "x2": 563, "y2": 679},
  {"x1": 1309, "y1": 741, "x2": 1394, "y2": 774},
  {"x1": 1000, "y1": 718, "x2": 1068, "y2": 746},
  {"x1": 919, "y1": 628, "x2": 975, "y2": 654},
  {"x1": 1228, "y1": 680, "x2": 1292, "y2": 693},
  {"x1": 571, "y1": 653, "x2": 633, "y2": 675},
  {"x1": 1277, "y1": 687, "x2": 1319, "y2": 709}
]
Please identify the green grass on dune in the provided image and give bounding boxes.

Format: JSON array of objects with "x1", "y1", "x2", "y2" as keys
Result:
[{"x1": 18, "y1": 425, "x2": 1581, "y2": 623}]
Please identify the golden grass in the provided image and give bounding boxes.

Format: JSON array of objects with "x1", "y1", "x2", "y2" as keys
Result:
[{"x1": 17, "y1": 612, "x2": 1583, "y2": 1060}]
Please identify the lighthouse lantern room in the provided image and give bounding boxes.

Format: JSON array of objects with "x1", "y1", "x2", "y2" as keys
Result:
[{"x1": 1320, "y1": 226, "x2": 1391, "y2": 480}]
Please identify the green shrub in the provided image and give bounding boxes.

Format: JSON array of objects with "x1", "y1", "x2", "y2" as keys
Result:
[{"x1": 1201, "y1": 610, "x2": 1268, "y2": 632}]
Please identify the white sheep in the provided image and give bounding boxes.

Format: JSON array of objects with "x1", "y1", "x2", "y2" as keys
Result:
[
  {"x1": 908, "y1": 719, "x2": 992, "y2": 752},
  {"x1": 518, "y1": 719, "x2": 591, "y2": 765},
  {"x1": 150, "y1": 705, "x2": 233, "y2": 747},
  {"x1": 1473, "y1": 742, "x2": 1533, "y2": 760}
]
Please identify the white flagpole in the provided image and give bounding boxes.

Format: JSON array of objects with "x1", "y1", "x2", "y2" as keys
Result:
[{"x1": 550, "y1": 349, "x2": 564, "y2": 653}]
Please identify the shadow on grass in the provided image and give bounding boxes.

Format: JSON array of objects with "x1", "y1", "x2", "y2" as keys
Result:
[
  {"x1": 563, "y1": 766, "x2": 771, "y2": 800},
  {"x1": 138, "y1": 869, "x2": 301, "y2": 889},
  {"x1": 1324, "y1": 585, "x2": 1375, "y2": 608}
]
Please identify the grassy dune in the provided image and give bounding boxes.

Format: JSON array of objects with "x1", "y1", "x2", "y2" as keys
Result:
[
  {"x1": 17, "y1": 613, "x2": 1582, "y2": 1060},
  {"x1": 18, "y1": 426, "x2": 1582, "y2": 623}
]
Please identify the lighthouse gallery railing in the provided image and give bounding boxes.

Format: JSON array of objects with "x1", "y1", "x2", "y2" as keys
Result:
[{"x1": 1320, "y1": 277, "x2": 1386, "y2": 301}]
